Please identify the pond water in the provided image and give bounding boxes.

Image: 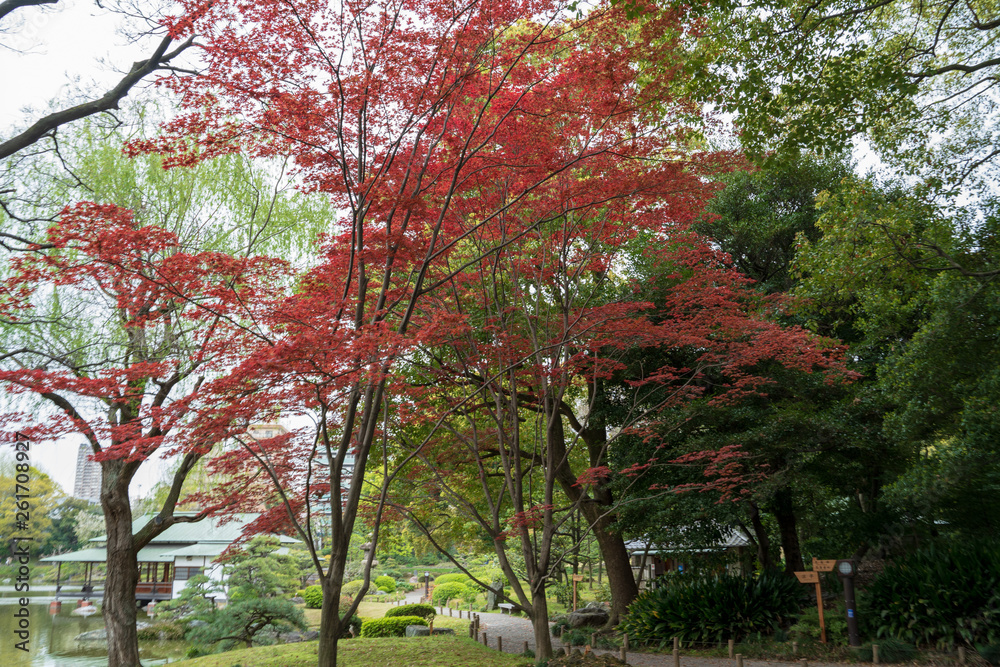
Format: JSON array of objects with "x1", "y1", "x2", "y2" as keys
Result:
[{"x1": 0, "y1": 598, "x2": 189, "y2": 666}]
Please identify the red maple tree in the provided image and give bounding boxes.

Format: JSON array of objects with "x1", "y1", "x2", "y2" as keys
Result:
[
  {"x1": 0, "y1": 203, "x2": 286, "y2": 666},
  {"x1": 136, "y1": 0, "x2": 736, "y2": 662},
  {"x1": 390, "y1": 180, "x2": 851, "y2": 644}
]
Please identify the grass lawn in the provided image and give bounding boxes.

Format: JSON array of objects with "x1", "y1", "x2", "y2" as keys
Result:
[{"x1": 166, "y1": 635, "x2": 533, "y2": 667}]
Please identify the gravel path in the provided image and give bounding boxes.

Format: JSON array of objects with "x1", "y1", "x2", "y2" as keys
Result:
[{"x1": 401, "y1": 591, "x2": 849, "y2": 667}]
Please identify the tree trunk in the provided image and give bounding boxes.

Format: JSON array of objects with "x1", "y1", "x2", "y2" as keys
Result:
[
  {"x1": 101, "y1": 461, "x2": 141, "y2": 667},
  {"x1": 771, "y1": 488, "x2": 803, "y2": 573},
  {"x1": 745, "y1": 500, "x2": 774, "y2": 570},
  {"x1": 317, "y1": 579, "x2": 343, "y2": 667},
  {"x1": 550, "y1": 390, "x2": 639, "y2": 627},
  {"x1": 531, "y1": 584, "x2": 554, "y2": 660},
  {"x1": 577, "y1": 500, "x2": 637, "y2": 626}
]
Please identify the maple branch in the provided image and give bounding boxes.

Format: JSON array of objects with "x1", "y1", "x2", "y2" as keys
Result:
[
  {"x1": 0, "y1": 34, "x2": 194, "y2": 160},
  {"x1": 131, "y1": 450, "x2": 219, "y2": 550},
  {"x1": 39, "y1": 391, "x2": 101, "y2": 452},
  {"x1": 398, "y1": 505, "x2": 530, "y2": 612}
]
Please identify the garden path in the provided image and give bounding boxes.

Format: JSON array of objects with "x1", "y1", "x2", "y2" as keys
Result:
[{"x1": 402, "y1": 590, "x2": 848, "y2": 667}]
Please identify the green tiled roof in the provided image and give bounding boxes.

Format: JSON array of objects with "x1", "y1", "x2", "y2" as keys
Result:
[
  {"x1": 89, "y1": 513, "x2": 298, "y2": 544},
  {"x1": 42, "y1": 545, "x2": 178, "y2": 563}
]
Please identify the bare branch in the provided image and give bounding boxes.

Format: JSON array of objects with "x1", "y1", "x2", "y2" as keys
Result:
[
  {"x1": 0, "y1": 34, "x2": 195, "y2": 159},
  {"x1": 0, "y1": 0, "x2": 56, "y2": 23}
]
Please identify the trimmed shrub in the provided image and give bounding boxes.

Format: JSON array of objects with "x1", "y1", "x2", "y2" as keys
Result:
[
  {"x1": 432, "y1": 581, "x2": 470, "y2": 606},
  {"x1": 303, "y1": 585, "x2": 324, "y2": 609},
  {"x1": 342, "y1": 579, "x2": 365, "y2": 597},
  {"x1": 359, "y1": 615, "x2": 427, "y2": 638},
  {"x1": 621, "y1": 572, "x2": 801, "y2": 645},
  {"x1": 385, "y1": 603, "x2": 436, "y2": 621},
  {"x1": 864, "y1": 539, "x2": 1000, "y2": 647},
  {"x1": 375, "y1": 575, "x2": 397, "y2": 593},
  {"x1": 434, "y1": 573, "x2": 471, "y2": 586}
]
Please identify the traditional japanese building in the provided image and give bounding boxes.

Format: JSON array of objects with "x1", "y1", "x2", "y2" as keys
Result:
[{"x1": 41, "y1": 513, "x2": 298, "y2": 604}]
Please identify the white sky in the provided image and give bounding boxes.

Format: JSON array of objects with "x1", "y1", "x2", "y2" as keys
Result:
[{"x1": 2, "y1": 0, "x2": 171, "y2": 499}]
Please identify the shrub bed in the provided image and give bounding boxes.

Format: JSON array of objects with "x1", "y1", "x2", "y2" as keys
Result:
[
  {"x1": 864, "y1": 539, "x2": 1000, "y2": 647},
  {"x1": 432, "y1": 581, "x2": 471, "y2": 606},
  {"x1": 359, "y1": 615, "x2": 427, "y2": 638},
  {"x1": 621, "y1": 572, "x2": 801, "y2": 645},
  {"x1": 375, "y1": 575, "x2": 397, "y2": 593},
  {"x1": 385, "y1": 603, "x2": 436, "y2": 620}
]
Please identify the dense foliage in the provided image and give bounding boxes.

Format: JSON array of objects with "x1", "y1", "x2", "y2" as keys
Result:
[
  {"x1": 433, "y1": 573, "x2": 471, "y2": 586},
  {"x1": 384, "y1": 604, "x2": 436, "y2": 621},
  {"x1": 303, "y1": 585, "x2": 323, "y2": 610},
  {"x1": 622, "y1": 573, "x2": 802, "y2": 644},
  {"x1": 359, "y1": 616, "x2": 427, "y2": 638},
  {"x1": 374, "y1": 576, "x2": 397, "y2": 593},
  {"x1": 432, "y1": 582, "x2": 473, "y2": 606},
  {"x1": 864, "y1": 541, "x2": 1000, "y2": 647},
  {"x1": 186, "y1": 598, "x2": 306, "y2": 650}
]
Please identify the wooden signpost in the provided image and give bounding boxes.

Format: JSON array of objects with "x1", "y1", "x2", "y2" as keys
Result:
[{"x1": 793, "y1": 558, "x2": 835, "y2": 644}]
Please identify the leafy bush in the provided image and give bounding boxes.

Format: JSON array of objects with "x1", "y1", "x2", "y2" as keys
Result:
[
  {"x1": 187, "y1": 598, "x2": 306, "y2": 650},
  {"x1": 432, "y1": 581, "x2": 470, "y2": 605},
  {"x1": 790, "y1": 600, "x2": 849, "y2": 644},
  {"x1": 155, "y1": 575, "x2": 218, "y2": 622},
  {"x1": 374, "y1": 575, "x2": 397, "y2": 593},
  {"x1": 550, "y1": 616, "x2": 570, "y2": 637},
  {"x1": 303, "y1": 584, "x2": 324, "y2": 609},
  {"x1": 339, "y1": 611, "x2": 364, "y2": 638},
  {"x1": 552, "y1": 582, "x2": 572, "y2": 607},
  {"x1": 341, "y1": 579, "x2": 365, "y2": 597},
  {"x1": 621, "y1": 572, "x2": 801, "y2": 645},
  {"x1": 385, "y1": 603, "x2": 436, "y2": 621},
  {"x1": 359, "y1": 615, "x2": 427, "y2": 638},
  {"x1": 561, "y1": 628, "x2": 591, "y2": 646},
  {"x1": 593, "y1": 582, "x2": 612, "y2": 603},
  {"x1": 397, "y1": 581, "x2": 415, "y2": 592},
  {"x1": 864, "y1": 539, "x2": 1000, "y2": 647},
  {"x1": 434, "y1": 573, "x2": 470, "y2": 586}
]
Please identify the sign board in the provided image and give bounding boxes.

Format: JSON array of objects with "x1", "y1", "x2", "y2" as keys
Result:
[
  {"x1": 794, "y1": 571, "x2": 819, "y2": 583},
  {"x1": 572, "y1": 575, "x2": 585, "y2": 582},
  {"x1": 813, "y1": 558, "x2": 837, "y2": 572}
]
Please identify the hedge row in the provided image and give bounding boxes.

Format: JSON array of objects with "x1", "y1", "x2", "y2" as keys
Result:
[
  {"x1": 359, "y1": 616, "x2": 427, "y2": 638},
  {"x1": 385, "y1": 603, "x2": 436, "y2": 620}
]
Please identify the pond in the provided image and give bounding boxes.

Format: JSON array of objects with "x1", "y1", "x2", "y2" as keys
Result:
[{"x1": 0, "y1": 597, "x2": 189, "y2": 666}]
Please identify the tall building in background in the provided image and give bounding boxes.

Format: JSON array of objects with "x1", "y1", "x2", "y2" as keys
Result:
[{"x1": 73, "y1": 443, "x2": 101, "y2": 504}]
